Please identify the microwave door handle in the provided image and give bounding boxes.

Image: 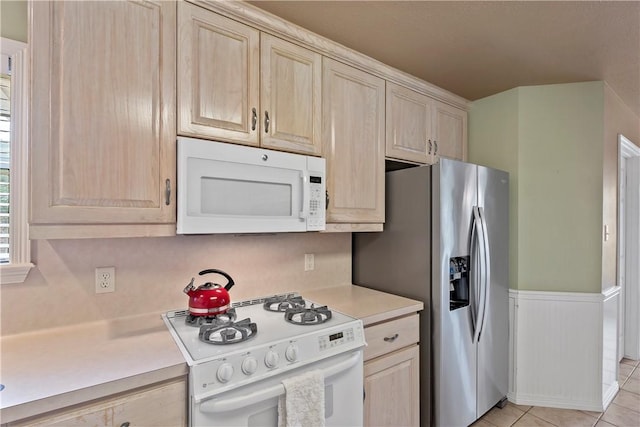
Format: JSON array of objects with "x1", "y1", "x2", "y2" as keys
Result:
[
  {"x1": 197, "y1": 351, "x2": 362, "y2": 413},
  {"x1": 299, "y1": 171, "x2": 309, "y2": 220}
]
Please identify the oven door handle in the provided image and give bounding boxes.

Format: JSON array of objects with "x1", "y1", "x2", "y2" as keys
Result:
[{"x1": 197, "y1": 350, "x2": 362, "y2": 413}]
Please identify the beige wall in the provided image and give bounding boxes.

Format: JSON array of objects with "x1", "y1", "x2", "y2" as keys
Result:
[
  {"x1": 469, "y1": 81, "x2": 639, "y2": 293},
  {"x1": 0, "y1": 0, "x2": 27, "y2": 42},
  {"x1": 602, "y1": 84, "x2": 640, "y2": 289},
  {"x1": 1, "y1": 233, "x2": 352, "y2": 336}
]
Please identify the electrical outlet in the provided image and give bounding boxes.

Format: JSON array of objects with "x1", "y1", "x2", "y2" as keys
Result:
[
  {"x1": 95, "y1": 267, "x2": 115, "y2": 294},
  {"x1": 304, "y1": 254, "x2": 315, "y2": 271}
]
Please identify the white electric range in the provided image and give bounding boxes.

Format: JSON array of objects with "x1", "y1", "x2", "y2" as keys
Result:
[{"x1": 162, "y1": 293, "x2": 366, "y2": 427}]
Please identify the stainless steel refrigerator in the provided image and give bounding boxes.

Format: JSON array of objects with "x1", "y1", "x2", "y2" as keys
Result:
[{"x1": 353, "y1": 159, "x2": 509, "y2": 427}]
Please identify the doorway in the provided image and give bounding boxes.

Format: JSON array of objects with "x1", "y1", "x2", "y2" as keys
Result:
[{"x1": 618, "y1": 134, "x2": 640, "y2": 361}]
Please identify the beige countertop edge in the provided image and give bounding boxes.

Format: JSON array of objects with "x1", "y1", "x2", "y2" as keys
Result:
[{"x1": 1, "y1": 364, "x2": 188, "y2": 424}]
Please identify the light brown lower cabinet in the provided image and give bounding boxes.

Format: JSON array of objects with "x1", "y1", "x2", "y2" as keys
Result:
[
  {"x1": 7, "y1": 378, "x2": 187, "y2": 427},
  {"x1": 363, "y1": 314, "x2": 420, "y2": 427}
]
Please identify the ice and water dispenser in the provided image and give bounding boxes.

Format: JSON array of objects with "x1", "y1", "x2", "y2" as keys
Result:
[{"x1": 449, "y1": 256, "x2": 469, "y2": 310}]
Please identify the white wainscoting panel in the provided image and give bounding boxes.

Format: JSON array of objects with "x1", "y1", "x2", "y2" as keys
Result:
[
  {"x1": 508, "y1": 288, "x2": 619, "y2": 412},
  {"x1": 602, "y1": 287, "x2": 620, "y2": 408}
]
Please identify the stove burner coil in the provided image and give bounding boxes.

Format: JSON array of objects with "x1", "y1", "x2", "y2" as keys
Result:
[
  {"x1": 284, "y1": 305, "x2": 332, "y2": 325},
  {"x1": 263, "y1": 295, "x2": 307, "y2": 312},
  {"x1": 186, "y1": 308, "x2": 237, "y2": 327},
  {"x1": 198, "y1": 318, "x2": 258, "y2": 345}
]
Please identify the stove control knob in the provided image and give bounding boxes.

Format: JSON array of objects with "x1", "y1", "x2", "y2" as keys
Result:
[
  {"x1": 241, "y1": 357, "x2": 258, "y2": 375},
  {"x1": 285, "y1": 344, "x2": 299, "y2": 362},
  {"x1": 216, "y1": 363, "x2": 234, "y2": 383},
  {"x1": 264, "y1": 350, "x2": 280, "y2": 368}
]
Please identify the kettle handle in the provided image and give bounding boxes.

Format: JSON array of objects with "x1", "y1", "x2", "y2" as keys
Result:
[{"x1": 198, "y1": 269, "x2": 235, "y2": 291}]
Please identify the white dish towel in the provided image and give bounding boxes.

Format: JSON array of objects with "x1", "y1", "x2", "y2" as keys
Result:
[{"x1": 278, "y1": 369, "x2": 325, "y2": 427}]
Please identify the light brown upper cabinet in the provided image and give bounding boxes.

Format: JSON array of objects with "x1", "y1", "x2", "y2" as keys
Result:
[
  {"x1": 386, "y1": 82, "x2": 434, "y2": 163},
  {"x1": 177, "y1": 2, "x2": 259, "y2": 146},
  {"x1": 322, "y1": 58, "x2": 385, "y2": 226},
  {"x1": 433, "y1": 100, "x2": 467, "y2": 161},
  {"x1": 178, "y1": 3, "x2": 322, "y2": 155},
  {"x1": 386, "y1": 82, "x2": 467, "y2": 164},
  {"x1": 29, "y1": 1, "x2": 176, "y2": 239}
]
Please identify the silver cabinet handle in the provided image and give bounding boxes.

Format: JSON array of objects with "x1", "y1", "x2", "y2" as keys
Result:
[
  {"x1": 428, "y1": 139, "x2": 432, "y2": 154},
  {"x1": 264, "y1": 111, "x2": 270, "y2": 133},
  {"x1": 383, "y1": 333, "x2": 399, "y2": 342},
  {"x1": 165, "y1": 179, "x2": 171, "y2": 205},
  {"x1": 434, "y1": 140, "x2": 438, "y2": 155},
  {"x1": 251, "y1": 107, "x2": 257, "y2": 131},
  {"x1": 325, "y1": 191, "x2": 330, "y2": 209}
]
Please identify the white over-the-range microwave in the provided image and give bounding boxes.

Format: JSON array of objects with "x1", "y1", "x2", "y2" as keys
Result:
[{"x1": 177, "y1": 136, "x2": 326, "y2": 234}]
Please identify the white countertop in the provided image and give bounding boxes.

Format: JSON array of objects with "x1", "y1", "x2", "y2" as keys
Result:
[
  {"x1": 304, "y1": 285, "x2": 423, "y2": 326},
  {"x1": 0, "y1": 312, "x2": 187, "y2": 424},
  {"x1": 0, "y1": 285, "x2": 422, "y2": 424}
]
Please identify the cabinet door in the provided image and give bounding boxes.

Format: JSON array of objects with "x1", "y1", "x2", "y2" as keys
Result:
[
  {"x1": 112, "y1": 379, "x2": 187, "y2": 427},
  {"x1": 322, "y1": 58, "x2": 385, "y2": 223},
  {"x1": 30, "y1": 1, "x2": 176, "y2": 233},
  {"x1": 364, "y1": 345, "x2": 420, "y2": 427},
  {"x1": 261, "y1": 34, "x2": 322, "y2": 155},
  {"x1": 177, "y1": 1, "x2": 259, "y2": 145},
  {"x1": 10, "y1": 379, "x2": 187, "y2": 427},
  {"x1": 433, "y1": 100, "x2": 467, "y2": 161},
  {"x1": 386, "y1": 82, "x2": 433, "y2": 164}
]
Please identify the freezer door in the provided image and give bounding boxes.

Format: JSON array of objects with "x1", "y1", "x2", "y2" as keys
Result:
[
  {"x1": 476, "y1": 166, "x2": 509, "y2": 417},
  {"x1": 432, "y1": 159, "x2": 478, "y2": 427}
]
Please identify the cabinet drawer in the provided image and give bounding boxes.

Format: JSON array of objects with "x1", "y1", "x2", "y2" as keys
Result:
[{"x1": 364, "y1": 314, "x2": 419, "y2": 361}]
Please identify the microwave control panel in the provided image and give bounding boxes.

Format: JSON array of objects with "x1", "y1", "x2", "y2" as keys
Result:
[
  {"x1": 307, "y1": 157, "x2": 326, "y2": 231},
  {"x1": 308, "y1": 174, "x2": 325, "y2": 230}
]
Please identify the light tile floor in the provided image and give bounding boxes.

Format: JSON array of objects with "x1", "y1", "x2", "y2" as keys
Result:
[{"x1": 473, "y1": 358, "x2": 640, "y2": 427}]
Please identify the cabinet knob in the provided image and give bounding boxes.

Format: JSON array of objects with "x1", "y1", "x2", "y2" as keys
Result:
[
  {"x1": 427, "y1": 139, "x2": 432, "y2": 154},
  {"x1": 383, "y1": 333, "x2": 399, "y2": 342},
  {"x1": 434, "y1": 140, "x2": 438, "y2": 155},
  {"x1": 120, "y1": 423, "x2": 130, "y2": 427},
  {"x1": 264, "y1": 111, "x2": 270, "y2": 133},
  {"x1": 325, "y1": 191, "x2": 330, "y2": 209}
]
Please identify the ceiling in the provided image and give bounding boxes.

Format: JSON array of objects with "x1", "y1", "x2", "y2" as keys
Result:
[{"x1": 248, "y1": 1, "x2": 640, "y2": 116}]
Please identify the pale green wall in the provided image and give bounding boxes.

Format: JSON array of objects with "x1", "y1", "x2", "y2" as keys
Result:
[
  {"x1": 0, "y1": 0, "x2": 28, "y2": 42},
  {"x1": 518, "y1": 82, "x2": 604, "y2": 293},
  {"x1": 469, "y1": 82, "x2": 605, "y2": 293},
  {"x1": 468, "y1": 88, "x2": 520, "y2": 290}
]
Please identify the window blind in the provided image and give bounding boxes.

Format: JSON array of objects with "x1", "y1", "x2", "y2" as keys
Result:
[{"x1": 0, "y1": 74, "x2": 10, "y2": 263}]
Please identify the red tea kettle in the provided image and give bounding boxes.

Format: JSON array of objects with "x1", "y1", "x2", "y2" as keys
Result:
[{"x1": 183, "y1": 269, "x2": 235, "y2": 316}]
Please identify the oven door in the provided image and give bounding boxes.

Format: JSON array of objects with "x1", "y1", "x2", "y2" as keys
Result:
[
  {"x1": 191, "y1": 350, "x2": 363, "y2": 427},
  {"x1": 177, "y1": 137, "x2": 309, "y2": 234}
]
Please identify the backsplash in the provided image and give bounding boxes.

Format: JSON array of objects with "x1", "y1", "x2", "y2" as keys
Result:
[{"x1": 0, "y1": 233, "x2": 352, "y2": 336}]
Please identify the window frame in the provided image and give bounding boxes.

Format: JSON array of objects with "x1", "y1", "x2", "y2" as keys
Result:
[{"x1": 1, "y1": 37, "x2": 33, "y2": 284}]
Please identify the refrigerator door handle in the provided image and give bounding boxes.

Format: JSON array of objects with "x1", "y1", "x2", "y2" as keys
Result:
[
  {"x1": 471, "y1": 206, "x2": 486, "y2": 343},
  {"x1": 470, "y1": 207, "x2": 478, "y2": 332},
  {"x1": 476, "y1": 206, "x2": 491, "y2": 341}
]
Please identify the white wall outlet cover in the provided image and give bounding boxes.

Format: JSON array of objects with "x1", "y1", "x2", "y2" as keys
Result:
[{"x1": 95, "y1": 266, "x2": 115, "y2": 294}]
